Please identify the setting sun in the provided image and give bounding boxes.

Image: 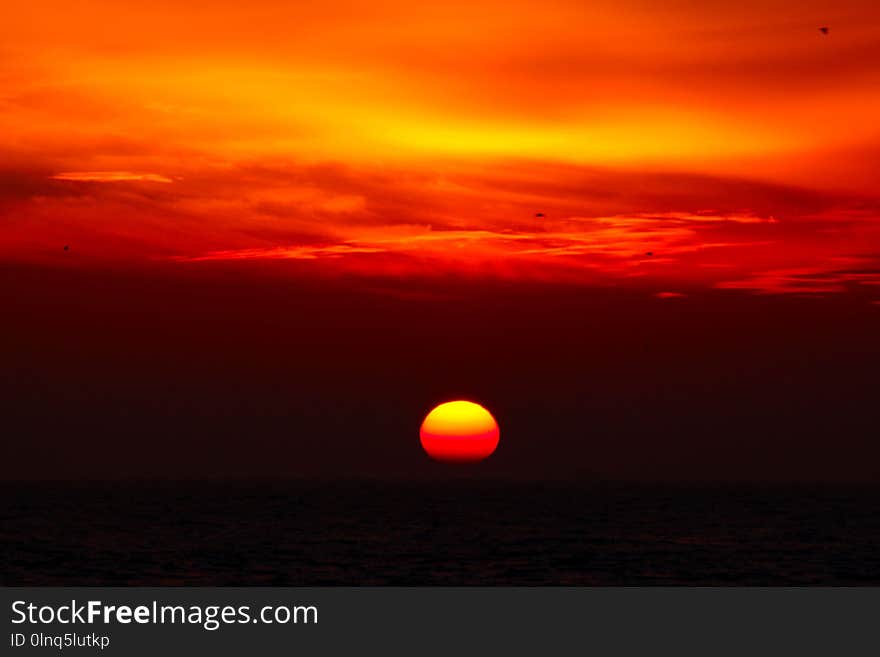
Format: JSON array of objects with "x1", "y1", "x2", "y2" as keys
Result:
[{"x1": 420, "y1": 401, "x2": 500, "y2": 463}]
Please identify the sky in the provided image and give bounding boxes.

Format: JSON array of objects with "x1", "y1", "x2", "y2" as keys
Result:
[{"x1": 2, "y1": 1, "x2": 880, "y2": 480}]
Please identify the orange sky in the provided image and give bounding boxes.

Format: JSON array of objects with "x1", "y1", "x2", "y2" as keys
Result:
[{"x1": 3, "y1": 0, "x2": 880, "y2": 298}]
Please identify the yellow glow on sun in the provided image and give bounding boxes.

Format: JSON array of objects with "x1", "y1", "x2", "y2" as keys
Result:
[
  {"x1": 420, "y1": 401, "x2": 500, "y2": 463},
  {"x1": 421, "y1": 401, "x2": 499, "y2": 437}
]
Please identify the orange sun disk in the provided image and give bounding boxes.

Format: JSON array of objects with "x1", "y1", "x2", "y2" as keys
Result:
[{"x1": 420, "y1": 400, "x2": 500, "y2": 463}]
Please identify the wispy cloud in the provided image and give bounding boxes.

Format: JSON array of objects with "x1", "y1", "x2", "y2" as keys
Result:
[
  {"x1": 0, "y1": 155, "x2": 876, "y2": 307},
  {"x1": 716, "y1": 258, "x2": 880, "y2": 295},
  {"x1": 175, "y1": 244, "x2": 385, "y2": 261},
  {"x1": 169, "y1": 212, "x2": 780, "y2": 266},
  {"x1": 51, "y1": 172, "x2": 173, "y2": 183}
]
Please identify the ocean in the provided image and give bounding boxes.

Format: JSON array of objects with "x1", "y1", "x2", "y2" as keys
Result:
[{"x1": 3, "y1": 481, "x2": 879, "y2": 585}]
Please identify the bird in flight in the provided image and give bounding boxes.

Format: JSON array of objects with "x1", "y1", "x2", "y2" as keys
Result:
[
  {"x1": 535, "y1": 212, "x2": 545, "y2": 218},
  {"x1": 819, "y1": 26, "x2": 829, "y2": 35}
]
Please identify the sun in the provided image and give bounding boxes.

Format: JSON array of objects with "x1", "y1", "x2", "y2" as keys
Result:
[{"x1": 420, "y1": 400, "x2": 500, "y2": 463}]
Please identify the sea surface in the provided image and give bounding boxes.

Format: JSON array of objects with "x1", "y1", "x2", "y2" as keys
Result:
[{"x1": 3, "y1": 481, "x2": 879, "y2": 585}]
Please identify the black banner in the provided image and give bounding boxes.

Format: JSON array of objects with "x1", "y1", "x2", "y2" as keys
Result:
[{"x1": 3, "y1": 588, "x2": 878, "y2": 655}]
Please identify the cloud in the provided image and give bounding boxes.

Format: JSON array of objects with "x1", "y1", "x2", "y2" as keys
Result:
[
  {"x1": 174, "y1": 244, "x2": 385, "y2": 261},
  {"x1": 1, "y1": 154, "x2": 878, "y2": 302},
  {"x1": 51, "y1": 172, "x2": 173, "y2": 183},
  {"x1": 716, "y1": 258, "x2": 880, "y2": 296}
]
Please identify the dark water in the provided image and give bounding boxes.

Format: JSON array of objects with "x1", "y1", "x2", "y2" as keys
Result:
[{"x1": 3, "y1": 482, "x2": 879, "y2": 585}]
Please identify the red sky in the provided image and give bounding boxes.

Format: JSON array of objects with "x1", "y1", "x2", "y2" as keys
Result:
[
  {"x1": 2, "y1": 0, "x2": 880, "y2": 299},
  {"x1": 4, "y1": 3, "x2": 880, "y2": 482}
]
